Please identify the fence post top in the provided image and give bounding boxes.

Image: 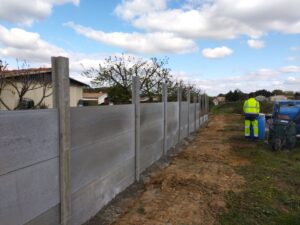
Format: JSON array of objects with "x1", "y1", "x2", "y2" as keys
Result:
[{"x1": 51, "y1": 56, "x2": 69, "y2": 60}]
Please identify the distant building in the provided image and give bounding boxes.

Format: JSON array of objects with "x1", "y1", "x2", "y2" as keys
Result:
[
  {"x1": 269, "y1": 95, "x2": 288, "y2": 102},
  {"x1": 255, "y1": 95, "x2": 267, "y2": 102},
  {"x1": 82, "y1": 91, "x2": 108, "y2": 105},
  {"x1": 213, "y1": 96, "x2": 225, "y2": 105},
  {"x1": 213, "y1": 98, "x2": 219, "y2": 106},
  {"x1": 217, "y1": 96, "x2": 225, "y2": 103}
]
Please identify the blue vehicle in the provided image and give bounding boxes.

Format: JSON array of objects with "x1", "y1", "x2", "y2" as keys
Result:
[
  {"x1": 269, "y1": 100, "x2": 300, "y2": 150},
  {"x1": 272, "y1": 100, "x2": 300, "y2": 134}
]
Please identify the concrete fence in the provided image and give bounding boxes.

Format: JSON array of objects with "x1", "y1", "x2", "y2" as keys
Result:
[{"x1": 0, "y1": 57, "x2": 209, "y2": 225}]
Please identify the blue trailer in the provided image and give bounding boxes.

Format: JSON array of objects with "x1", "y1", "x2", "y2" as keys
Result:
[
  {"x1": 272, "y1": 100, "x2": 300, "y2": 134},
  {"x1": 269, "y1": 100, "x2": 300, "y2": 150}
]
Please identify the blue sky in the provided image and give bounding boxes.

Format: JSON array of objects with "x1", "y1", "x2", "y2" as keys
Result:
[{"x1": 0, "y1": 0, "x2": 299, "y2": 95}]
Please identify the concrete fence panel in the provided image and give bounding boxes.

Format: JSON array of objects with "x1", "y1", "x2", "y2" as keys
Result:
[
  {"x1": 167, "y1": 102, "x2": 179, "y2": 150},
  {"x1": 180, "y1": 102, "x2": 188, "y2": 139},
  {"x1": 70, "y1": 105, "x2": 135, "y2": 225},
  {"x1": 196, "y1": 103, "x2": 200, "y2": 130},
  {"x1": 0, "y1": 57, "x2": 210, "y2": 225},
  {"x1": 0, "y1": 109, "x2": 59, "y2": 176},
  {"x1": 0, "y1": 109, "x2": 60, "y2": 225},
  {"x1": 140, "y1": 103, "x2": 164, "y2": 172},
  {"x1": 189, "y1": 103, "x2": 196, "y2": 133}
]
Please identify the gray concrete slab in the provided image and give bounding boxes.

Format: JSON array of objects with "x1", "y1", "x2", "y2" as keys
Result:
[
  {"x1": 70, "y1": 105, "x2": 134, "y2": 151},
  {"x1": 0, "y1": 158, "x2": 59, "y2": 225},
  {"x1": 0, "y1": 109, "x2": 59, "y2": 176},
  {"x1": 71, "y1": 157, "x2": 135, "y2": 225}
]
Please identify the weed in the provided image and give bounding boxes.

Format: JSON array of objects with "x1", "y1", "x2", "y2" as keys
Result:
[
  {"x1": 219, "y1": 116, "x2": 300, "y2": 225},
  {"x1": 137, "y1": 206, "x2": 146, "y2": 215}
]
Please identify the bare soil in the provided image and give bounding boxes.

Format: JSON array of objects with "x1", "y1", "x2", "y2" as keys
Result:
[{"x1": 86, "y1": 115, "x2": 246, "y2": 225}]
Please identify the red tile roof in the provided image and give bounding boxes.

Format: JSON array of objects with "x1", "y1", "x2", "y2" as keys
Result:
[
  {"x1": 1, "y1": 68, "x2": 51, "y2": 78},
  {"x1": 1, "y1": 67, "x2": 88, "y2": 87}
]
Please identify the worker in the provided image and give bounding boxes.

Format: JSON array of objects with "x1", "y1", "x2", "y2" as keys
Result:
[{"x1": 243, "y1": 94, "x2": 260, "y2": 139}]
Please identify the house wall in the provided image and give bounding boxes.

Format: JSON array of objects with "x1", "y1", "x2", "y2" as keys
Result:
[
  {"x1": 0, "y1": 84, "x2": 17, "y2": 110},
  {"x1": 0, "y1": 83, "x2": 83, "y2": 110},
  {"x1": 70, "y1": 85, "x2": 83, "y2": 107}
]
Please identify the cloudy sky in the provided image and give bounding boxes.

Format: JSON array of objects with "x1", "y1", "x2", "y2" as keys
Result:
[{"x1": 0, "y1": 0, "x2": 299, "y2": 95}]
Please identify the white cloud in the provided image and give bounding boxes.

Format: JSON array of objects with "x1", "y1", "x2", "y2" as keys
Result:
[
  {"x1": 247, "y1": 39, "x2": 265, "y2": 49},
  {"x1": 290, "y1": 46, "x2": 300, "y2": 51},
  {"x1": 249, "y1": 68, "x2": 279, "y2": 79},
  {"x1": 202, "y1": 46, "x2": 233, "y2": 59},
  {"x1": 114, "y1": 0, "x2": 167, "y2": 21},
  {"x1": 117, "y1": 0, "x2": 300, "y2": 40},
  {"x1": 132, "y1": 9, "x2": 259, "y2": 40},
  {"x1": 287, "y1": 76, "x2": 296, "y2": 82},
  {"x1": 0, "y1": 0, "x2": 79, "y2": 26},
  {"x1": 0, "y1": 23, "x2": 298, "y2": 95},
  {"x1": 0, "y1": 25, "x2": 67, "y2": 62},
  {"x1": 173, "y1": 65, "x2": 300, "y2": 96},
  {"x1": 0, "y1": 24, "x2": 107, "y2": 82},
  {"x1": 284, "y1": 76, "x2": 300, "y2": 86},
  {"x1": 287, "y1": 56, "x2": 298, "y2": 62},
  {"x1": 64, "y1": 22, "x2": 198, "y2": 54},
  {"x1": 280, "y1": 65, "x2": 300, "y2": 73}
]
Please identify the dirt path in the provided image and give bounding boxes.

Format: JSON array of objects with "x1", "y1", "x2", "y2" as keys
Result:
[{"x1": 103, "y1": 115, "x2": 244, "y2": 225}]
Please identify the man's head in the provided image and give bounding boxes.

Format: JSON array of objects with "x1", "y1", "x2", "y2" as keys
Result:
[{"x1": 248, "y1": 93, "x2": 255, "y2": 98}]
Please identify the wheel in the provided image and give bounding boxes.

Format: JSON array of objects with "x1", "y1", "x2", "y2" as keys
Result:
[{"x1": 272, "y1": 138, "x2": 282, "y2": 151}]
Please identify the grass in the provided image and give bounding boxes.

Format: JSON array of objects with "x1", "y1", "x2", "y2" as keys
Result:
[
  {"x1": 211, "y1": 101, "x2": 274, "y2": 115},
  {"x1": 136, "y1": 206, "x2": 146, "y2": 215},
  {"x1": 219, "y1": 116, "x2": 300, "y2": 225}
]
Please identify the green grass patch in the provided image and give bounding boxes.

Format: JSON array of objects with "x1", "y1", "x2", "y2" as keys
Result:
[
  {"x1": 211, "y1": 102, "x2": 244, "y2": 114},
  {"x1": 211, "y1": 101, "x2": 274, "y2": 115},
  {"x1": 219, "y1": 118, "x2": 300, "y2": 225},
  {"x1": 136, "y1": 206, "x2": 146, "y2": 215}
]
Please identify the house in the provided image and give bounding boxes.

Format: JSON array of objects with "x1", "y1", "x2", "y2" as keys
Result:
[
  {"x1": 255, "y1": 95, "x2": 267, "y2": 102},
  {"x1": 269, "y1": 95, "x2": 288, "y2": 102},
  {"x1": 81, "y1": 91, "x2": 108, "y2": 105},
  {"x1": 213, "y1": 96, "x2": 225, "y2": 106},
  {"x1": 0, "y1": 68, "x2": 88, "y2": 110},
  {"x1": 217, "y1": 96, "x2": 225, "y2": 103},
  {"x1": 213, "y1": 98, "x2": 219, "y2": 106}
]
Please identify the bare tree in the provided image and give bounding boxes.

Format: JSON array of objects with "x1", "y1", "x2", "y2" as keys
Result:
[
  {"x1": 0, "y1": 61, "x2": 52, "y2": 110},
  {"x1": 83, "y1": 54, "x2": 172, "y2": 103},
  {"x1": 0, "y1": 60, "x2": 10, "y2": 109}
]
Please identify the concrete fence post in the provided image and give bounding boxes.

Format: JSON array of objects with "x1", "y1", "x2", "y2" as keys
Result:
[
  {"x1": 200, "y1": 94, "x2": 203, "y2": 126},
  {"x1": 194, "y1": 94, "x2": 197, "y2": 131},
  {"x1": 132, "y1": 76, "x2": 140, "y2": 181},
  {"x1": 187, "y1": 89, "x2": 191, "y2": 135},
  {"x1": 51, "y1": 56, "x2": 71, "y2": 225},
  {"x1": 177, "y1": 87, "x2": 182, "y2": 143},
  {"x1": 203, "y1": 94, "x2": 205, "y2": 114},
  {"x1": 204, "y1": 94, "x2": 207, "y2": 122},
  {"x1": 207, "y1": 95, "x2": 209, "y2": 114},
  {"x1": 204, "y1": 94, "x2": 208, "y2": 123},
  {"x1": 198, "y1": 94, "x2": 201, "y2": 128},
  {"x1": 162, "y1": 82, "x2": 168, "y2": 155},
  {"x1": 206, "y1": 95, "x2": 209, "y2": 122},
  {"x1": 204, "y1": 94, "x2": 206, "y2": 114},
  {"x1": 205, "y1": 95, "x2": 208, "y2": 114}
]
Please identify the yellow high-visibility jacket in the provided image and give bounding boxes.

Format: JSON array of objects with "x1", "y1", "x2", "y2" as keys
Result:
[{"x1": 243, "y1": 98, "x2": 260, "y2": 114}]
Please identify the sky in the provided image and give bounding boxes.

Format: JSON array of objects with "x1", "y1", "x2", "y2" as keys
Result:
[{"x1": 0, "y1": 0, "x2": 299, "y2": 96}]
